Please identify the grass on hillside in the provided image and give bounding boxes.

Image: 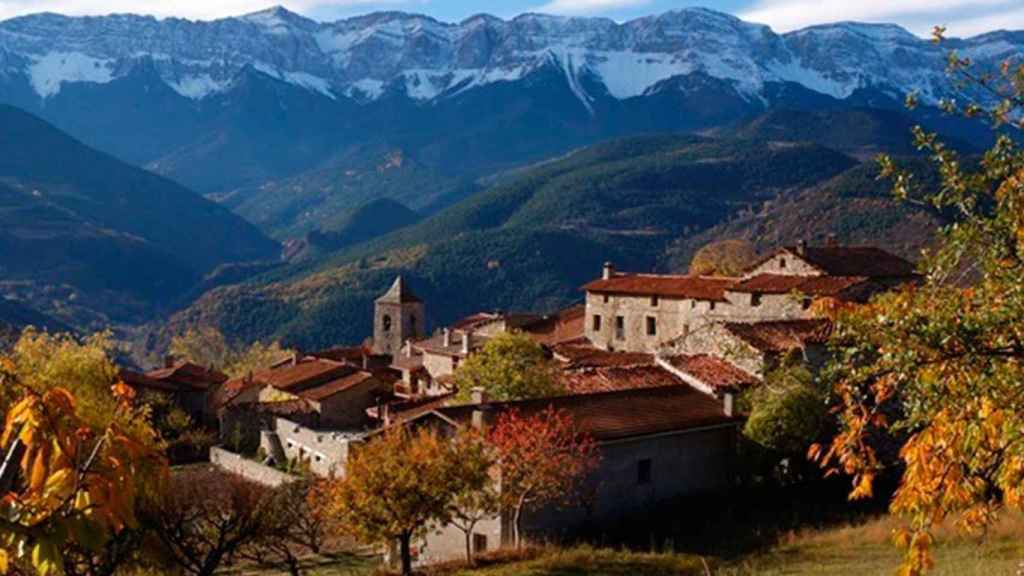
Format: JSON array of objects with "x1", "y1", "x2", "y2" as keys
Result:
[{"x1": 234, "y1": 514, "x2": 1024, "y2": 576}]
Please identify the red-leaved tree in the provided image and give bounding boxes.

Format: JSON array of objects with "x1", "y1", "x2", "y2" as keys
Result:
[{"x1": 488, "y1": 406, "x2": 600, "y2": 548}]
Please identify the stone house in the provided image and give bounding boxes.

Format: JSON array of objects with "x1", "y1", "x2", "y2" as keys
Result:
[
  {"x1": 582, "y1": 243, "x2": 916, "y2": 357},
  {"x1": 215, "y1": 355, "x2": 396, "y2": 450},
  {"x1": 259, "y1": 417, "x2": 361, "y2": 478},
  {"x1": 121, "y1": 357, "x2": 228, "y2": 426},
  {"x1": 400, "y1": 386, "x2": 742, "y2": 565}
]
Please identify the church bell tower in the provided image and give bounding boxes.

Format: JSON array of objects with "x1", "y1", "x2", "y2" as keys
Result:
[{"x1": 373, "y1": 276, "x2": 425, "y2": 355}]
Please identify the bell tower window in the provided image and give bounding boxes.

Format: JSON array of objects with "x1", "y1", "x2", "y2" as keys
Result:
[{"x1": 383, "y1": 315, "x2": 392, "y2": 332}]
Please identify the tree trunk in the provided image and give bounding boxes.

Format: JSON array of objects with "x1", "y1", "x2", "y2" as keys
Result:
[
  {"x1": 465, "y1": 531, "x2": 473, "y2": 566},
  {"x1": 399, "y1": 533, "x2": 413, "y2": 576},
  {"x1": 512, "y1": 505, "x2": 523, "y2": 549}
]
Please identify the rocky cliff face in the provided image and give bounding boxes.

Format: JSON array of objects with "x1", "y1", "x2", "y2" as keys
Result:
[{"x1": 0, "y1": 6, "x2": 1018, "y2": 107}]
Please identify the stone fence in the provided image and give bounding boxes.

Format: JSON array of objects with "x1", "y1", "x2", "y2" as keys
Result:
[{"x1": 209, "y1": 446, "x2": 294, "y2": 487}]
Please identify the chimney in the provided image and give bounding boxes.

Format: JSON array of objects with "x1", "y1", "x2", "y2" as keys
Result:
[
  {"x1": 164, "y1": 354, "x2": 177, "y2": 369},
  {"x1": 461, "y1": 331, "x2": 472, "y2": 355},
  {"x1": 723, "y1": 392, "x2": 735, "y2": 418},
  {"x1": 796, "y1": 239, "x2": 807, "y2": 256},
  {"x1": 442, "y1": 328, "x2": 451, "y2": 347},
  {"x1": 471, "y1": 387, "x2": 488, "y2": 430},
  {"x1": 404, "y1": 340, "x2": 413, "y2": 359},
  {"x1": 291, "y1": 353, "x2": 300, "y2": 367},
  {"x1": 602, "y1": 261, "x2": 615, "y2": 280},
  {"x1": 362, "y1": 354, "x2": 370, "y2": 370},
  {"x1": 471, "y1": 387, "x2": 488, "y2": 405}
]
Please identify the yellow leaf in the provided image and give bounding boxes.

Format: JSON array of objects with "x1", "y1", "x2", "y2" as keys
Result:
[{"x1": 0, "y1": 548, "x2": 8, "y2": 573}]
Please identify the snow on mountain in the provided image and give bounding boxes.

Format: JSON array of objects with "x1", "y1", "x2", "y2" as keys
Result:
[{"x1": 0, "y1": 6, "x2": 1019, "y2": 108}]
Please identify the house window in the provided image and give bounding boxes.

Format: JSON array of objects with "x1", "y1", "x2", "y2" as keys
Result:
[
  {"x1": 637, "y1": 459, "x2": 652, "y2": 485},
  {"x1": 382, "y1": 314, "x2": 392, "y2": 332},
  {"x1": 286, "y1": 441, "x2": 294, "y2": 449},
  {"x1": 473, "y1": 533, "x2": 488, "y2": 553},
  {"x1": 615, "y1": 316, "x2": 625, "y2": 340},
  {"x1": 690, "y1": 300, "x2": 697, "y2": 310},
  {"x1": 650, "y1": 296, "x2": 659, "y2": 307},
  {"x1": 592, "y1": 314, "x2": 602, "y2": 332},
  {"x1": 751, "y1": 294, "x2": 762, "y2": 307},
  {"x1": 646, "y1": 316, "x2": 657, "y2": 336},
  {"x1": 779, "y1": 258, "x2": 787, "y2": 269},
  {"x1": 603, "y1": 294, "x2": 610, "y2": 304},
  {"x1": 803, "y1": 297, "x2": 813, "y2": 310},
  {"x1": 709, "y1": 301, "x2": 717, "y2": 311}
]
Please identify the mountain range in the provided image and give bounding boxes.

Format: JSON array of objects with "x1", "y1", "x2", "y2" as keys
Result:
[
  {"x1": 0, "y1": 6, "x2": 1012, "y2": 354},
  {"x1": 0, "y1": 7, "x2": 1016, "y2": 239}
]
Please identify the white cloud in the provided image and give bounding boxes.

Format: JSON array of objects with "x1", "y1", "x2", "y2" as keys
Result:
[
  {"x1": 738, "y1": 0, "x2": 1023, "y2": 36},
  {"x1": 0, "y1": 0, "x2": 395, "y2": 21},
  {"x1": 535, "y1": 0, "x2": 652, "y2": 16}
]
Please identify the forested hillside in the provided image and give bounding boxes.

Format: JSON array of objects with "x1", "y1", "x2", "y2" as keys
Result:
[
  {"x1": 0, "y1": 105, "x2": 279, "y2": 328},
  {"x1": 161, "y1": 135, "x2": 861, "y2": 350}
]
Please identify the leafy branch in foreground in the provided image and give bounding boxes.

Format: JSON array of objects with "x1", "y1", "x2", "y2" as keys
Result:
[{"x1": 816, "y1": 34, "x2": 1024, "y2": 576}]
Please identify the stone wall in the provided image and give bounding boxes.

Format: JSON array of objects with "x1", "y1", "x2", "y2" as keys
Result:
[
  {"x1": 266, "y1": 418, "x2": 357, "y2": 478},
  {"x1": 584, "y1": 292, "x2": 719, "y2": 353},
  {"x1": 745, "y1": 250, "x2": 820, "y2": 277},
  {"x1": 419, "y1": 424, "x2": 738, "y2": 565},
  {"x1": 209, "y1": 446, "x2": 294, "y2": 487}
]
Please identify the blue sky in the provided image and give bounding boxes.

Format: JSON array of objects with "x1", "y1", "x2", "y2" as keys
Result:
[{"x1": 0, "y1": 0, "x2": 1022, "y2": 37}]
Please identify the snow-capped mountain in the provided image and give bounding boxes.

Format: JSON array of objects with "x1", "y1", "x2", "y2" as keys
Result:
[{"x1": 0, "y1": 6, "x2": 1019, "y2": 108}]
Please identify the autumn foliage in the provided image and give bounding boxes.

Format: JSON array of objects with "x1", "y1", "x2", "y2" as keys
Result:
[
  {"x1": 489, "y1": 406, "x2": 600, "y2": 548},
  {"x1": 0, "y1": 334, "x2": 167, "y2": 575},
  {"x1": 814, "y1": 32, "x2": 1024, "y2": 575}
]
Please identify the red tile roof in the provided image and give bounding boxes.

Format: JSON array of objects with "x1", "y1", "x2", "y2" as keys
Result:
[
  {"x1": 552, "y1": 343, "x2": 653, "y2": 369},
  {"x1": 794, "y1": 246, "x2": 917, "y2": 277},
  {"x1": 747, "y1": 246, "x2": 917, "y2": 278},
  {"x1": 661, "y1": 354, "x2": 760, "y2": 392},
  {"x1": 723, "y1": 319, "x2": 834, "y2": 353},
  {"x1": 731, "y1": 274, "x2": 869, "y2": 296},
  {"x1": 298, "y1": 371, "x2": 377, "y2": 401},
  {"x1": 521, "y1": 305, "x2": 586, "y2": 346},
  {"x1": 560, "y1": 365, "x2": 687, "y2": 395},
  {"x1": 142, "y1": 361, "x2": 228, "y2": 391},
  {"x1": 435, "y1": 386, "x2": 741, "y2": 442},
  {"x1": 583, "y1": 274, "x2": 738, "y2": 302},
  {"x1": 259, "y1": 358, "x2": 354, "y2": 392}
]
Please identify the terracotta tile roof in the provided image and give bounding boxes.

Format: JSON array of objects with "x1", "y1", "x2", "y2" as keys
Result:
[
  {"x1": 521, "y1": 305, "x2": 586, "y2": 346},
  {"x1": 436, "y1": 386, "x2": 741, "y2": 442},
  {"x1": 552, "y1": 343, "x2": 653, "y2": 369},
  {"x1": 231, "y1": 399, "x2": 317, "y2": 417},
  {"x1": 212, "y1": 377, "x2": 264, "y2": 409},
  {"x1": 450, "y1": 312, "x2": 501, "y2": 332},
  {"x1": 298, "y1": 371, "x2": 377, "y2": 401},
  {"x1": 747, "y1": 246, "x2": 917, "y2": 278},
  {"x1": 120, "y1": 369, "x2": 178, "y2": 393},
  {"x1": 142, "y1": 361, "x2": 228, "y2": 391},
  {"x1": 661, "y1": 354, "x2": 760, "y2": 392},
  {"x1": 560, "y1": 365, "x2": 687, "y2": 395},
  {"x1": 368, "y1": 393, "x2": 456, "y2": 424},
  {"x1": 794, "y1": 246, "x2": 917, "y2": 277},
  {"x1": 259, "y1": 358, "x2": 354, "y2": 392},
  {"x1": 731, "y1": 274, "x2": 869, "y2": 296},
  {"x1": 309, "y1": 345, "x2": 376, "y2": 364},
  {"x1": 583, "y1": 274, "x2": 738, "y2": 302},
  {"x1": 723, "y1": 319, "x2": 834, "y2": 353}
]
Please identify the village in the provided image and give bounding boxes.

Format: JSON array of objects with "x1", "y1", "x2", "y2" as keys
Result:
[{"x1": 120, "y1": 239, "x2": 920, "y2": 569}]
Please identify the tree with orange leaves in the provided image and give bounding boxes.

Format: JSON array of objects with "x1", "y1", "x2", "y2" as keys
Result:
[
  {"x1": 814, "y1": 31, "x2": 1024, "y2": 575},
  {"x1": 489, "y1": 406, "x2": 600, "y2": 549},
  {"x1": 0, "y1": 330, "x2": 167, "y2": 575},
  {"x1": 317, "y1": 427, "x2": 461, "y2": 576}
]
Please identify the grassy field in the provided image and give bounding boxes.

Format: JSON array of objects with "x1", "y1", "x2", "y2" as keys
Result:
[{"x1": 231, "y1": 514, "x2": 1024, "y2": 576}]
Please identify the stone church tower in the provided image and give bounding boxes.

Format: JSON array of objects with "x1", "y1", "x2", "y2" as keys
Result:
[{"x1": 373, "y1": 276, "x2": 425, "y2": 355}]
